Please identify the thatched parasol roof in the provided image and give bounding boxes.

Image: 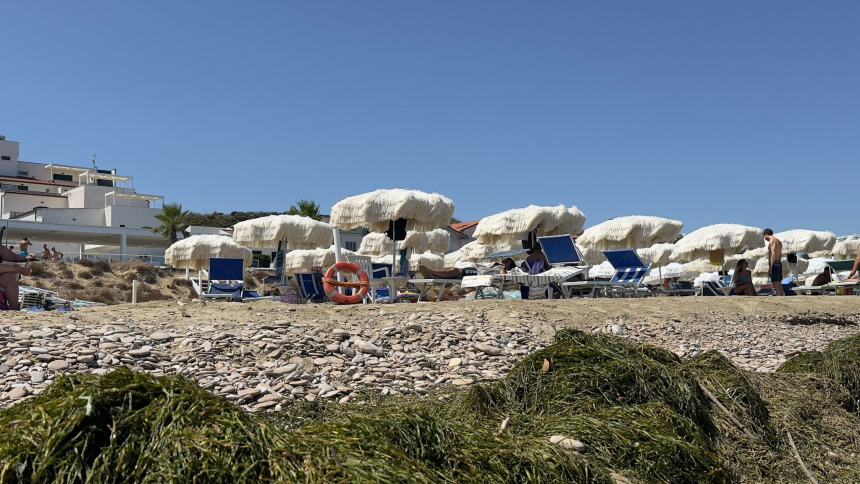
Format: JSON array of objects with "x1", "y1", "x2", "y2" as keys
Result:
[
  {"x1": 232, "y1": 215, "x2": 332, "y2": 250},
  {"x1": 671, "y1": 224, "x2": 764, "y2": 262},
  {"x1": 578, "y1": 216, "x2": 682, "y2": 252},
  {"x1": 329, "y1": 189, "x2": 455, "y2": 232},
  {"x1": 166, "y1": 235, "x2": 253, "y2": 271}
]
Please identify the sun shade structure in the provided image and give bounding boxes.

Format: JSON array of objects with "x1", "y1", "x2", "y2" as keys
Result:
[
  {"x1": 165, "y1": 235, "x2": 253, "y2": 271},
  {"x1": 472, "y1": 205, "x2": 586, "y2": 246},
  {"x1": 358, "y1": 229, "x2": 451, "y2": 256},
  {"x1": 329, "y1": 189, "x2": 455, "y2": 232},
  {"x1": 232, "y1": 215, "x2": 333, "y2": 250},
  {"x1": 671, "y1": 224, "x2": 764, "y2": 263},
  {"x1": 371, "y1": 252, "x2": 445, "y2": 270},
  {"x1": 832, "y1": 236, "x2": 860, "y2": 259},
  {"x1": 637, "y1": 243, "x2": 676, "y2": 267},
  {"x1": 774, "y1": 229, "x2": 837, "y2": 254},
  {"x1": 682, "y1": 259, "x2": 720, "y2": 275},
  {"x1": 458, "y1": 240, "x2": 521, "y2": 262},
  {"x1": 283, "y1": 247, "x2": 355, "y2": 275},
  {"x1": 577, "y1": 216, "x2": 683, "y2": 252}
]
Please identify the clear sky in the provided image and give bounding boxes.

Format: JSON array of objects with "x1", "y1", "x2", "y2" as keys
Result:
[{"x1": 2, "y1": 1, "x2": 859, "y2": 234}]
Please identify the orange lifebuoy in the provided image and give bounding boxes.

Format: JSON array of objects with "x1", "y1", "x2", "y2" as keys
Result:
[{"x1": 323, "y1": 262, "x2": 369, "y2": 304}]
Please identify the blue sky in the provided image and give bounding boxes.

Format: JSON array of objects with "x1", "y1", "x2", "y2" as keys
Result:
[{"x1": 2, "y1": 1, "x2": 859, "y2": 234}]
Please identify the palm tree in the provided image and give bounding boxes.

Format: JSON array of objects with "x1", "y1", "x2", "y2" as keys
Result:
[
  {"x1": 154, "y1": 203, "x2": 190, "y2": 244},
  {"x1": 288, "y1": 199, "x2": 322, "y2": 220}
]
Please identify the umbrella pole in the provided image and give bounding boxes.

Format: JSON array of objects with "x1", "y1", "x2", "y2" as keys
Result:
[{"x1": 332, "y1": 229, "x2": 346, "y2": 294}]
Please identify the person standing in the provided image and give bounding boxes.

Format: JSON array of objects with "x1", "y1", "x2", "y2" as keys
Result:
[
  {"x1": 763, "y1": 229, "x2": 784, "y2": 296},
  {"x1": 19, "y1": 237, "x2": 32, "y2": 258}
]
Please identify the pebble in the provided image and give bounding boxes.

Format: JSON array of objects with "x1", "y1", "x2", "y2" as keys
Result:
[
  {"x1": 47, "y1": 360, "x2": 69, "y2": 371},
  {"x1": 474, "y1": 343, "x2": 503, "y2": 356},
  {"x1": 0, "y1": 303, "x2": 855, "y2": 414}
]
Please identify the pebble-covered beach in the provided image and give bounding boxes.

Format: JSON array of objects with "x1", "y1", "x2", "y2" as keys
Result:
[{"x1": 2, "y1": 297, "x2": 859, "y2": 410}]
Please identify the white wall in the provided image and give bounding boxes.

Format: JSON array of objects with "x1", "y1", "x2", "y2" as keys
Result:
[
  {"x1": 29, "y1": 207, "x2": 106, "y2": 226},
  {"x1": 0, "y1": 192, "x2": 69, "y2": 218},
  {"x1": 0, "y1": 138, "x2": 20, "y2": 177},
  {"x1": 65, "y1": 185, "x2": 151, "y2": 209},
  {"x1": 105, "y1": 205, "x2": 161, "y2": 229}
]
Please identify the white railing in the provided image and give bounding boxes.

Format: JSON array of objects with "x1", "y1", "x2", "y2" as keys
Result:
[{"x1": 70, "y1": 253, "x2": 166, "y2": 265}]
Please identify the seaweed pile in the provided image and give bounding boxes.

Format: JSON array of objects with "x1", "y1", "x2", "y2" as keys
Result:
[{"x1": 2, "y1": 330, "x2": 860, "y2": 483}]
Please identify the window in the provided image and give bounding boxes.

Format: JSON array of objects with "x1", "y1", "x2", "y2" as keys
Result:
[
  {"x1": 344, "y1": 241, "x2": 358, "y2": 251},
  {"x1": 17, "y1": 185, "x2": 28, "y2": 191},
  {"x1": 53, "y1": 174, "x2": 73, "y2": 182},
  {"x1": 97, "y1": 169, "x2": 112, "y2": 174},
  {"x1": 17, "y1": 170, "x2": 29, "y2": 177},
  {"x1": 96, "y1": 179, "x2": 114, "y2": 187},
  {"x1": 1, "y1": 156, "x2": 10, "y2": 161}
]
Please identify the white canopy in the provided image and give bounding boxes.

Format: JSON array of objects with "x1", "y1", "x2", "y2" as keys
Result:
[
  {"x1": 232, "y1": 215, "x2": 332, "y2": 250},
  {"x1": 458, "y1": 239, "x2": 521, "y2": 262},
  {"x1": 472, "y1": 205, "x2": 586, "y2": 246},
  {"x1": 643, "y1": 262, "x2": 689, "y2": 285},
  {"x1": 283, "y1": 247, "x2": 356, "y2": 275},
  {"x1": 358, "y1": 229, "x2": 451, "y2": 256},
  {"x1": 833, "y1": 236, "x2": 860, "y2": 259},
  {"x1": 587, "y1": 260, "x2": 615, "y2": 279},
  {"x1": 722, "y1": 246, "x2": 768, "y2": 271},
  {"x1": 671, "y1": 224, "x2": 764, "y2": 262},
  {"x1": 637, "y1": 243, "x2": 676, "y2": 267},
  {"x1": 329, "y1": 189, "x2": 455, "y2": 232},
  {"x1": 775, "y1": 229, "x2": 837, "y2": 254},
  {"x1": 165, "y1": 235, "x2": 253, "y2": 271},
  {"x1": 682, "y1": 259, "x2": 720, "y2": 275},
  {"x1": 371, "y1": 251, "x2": 445, "y2": 270},
  {"x1": 577, "y1": 216, "x2": 683, "y2": 251}
]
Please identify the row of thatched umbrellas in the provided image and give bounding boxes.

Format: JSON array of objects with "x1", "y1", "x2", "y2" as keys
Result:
[{"x1": 165, "y1": 188, "x2": 847, "y2": 282}]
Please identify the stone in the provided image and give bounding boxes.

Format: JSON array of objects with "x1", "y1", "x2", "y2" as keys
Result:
[
  {"x1": 28, "y1": 346, "x2": 50, "y2": 354},
  {"x1": 47, "y1": 360, "x2": 69, "y2": 371},
  {"x1": 356, "y1": 340, "x2": 384, "y2": 357},
  {"x1": 129, "y1": 348, "x2": 151, "y2": 358},
  {"x1": 149, "y1": 332, "x2": 174, "y2": 342},
  {"x1": 474, "y1": 342, "x2": 503, "y2": 356},
  {"x1": 29, "y1": 371, "x2": 45, "y2": 384},
  {"x1": 77, "y1": 355, "x2": 95, "y2": 363},
  {"x1": 448, "y1": 358, "x2": 462, "y2": 368},
  {"x1": 8, "y1": 387, "x2": 29, "y2": 400}
]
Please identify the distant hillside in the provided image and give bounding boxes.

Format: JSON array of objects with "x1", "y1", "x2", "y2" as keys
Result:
[{"x1": 186, "y1": 211, "x2": 285, "y2": 229}]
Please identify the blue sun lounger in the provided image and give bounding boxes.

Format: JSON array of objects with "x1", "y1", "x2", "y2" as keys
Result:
[
  {"x1": 202, "y1": 258, "x2": 260, "y2": 301},
  {"x1": 564, "y1": 249, "x2": 650, "y2": 297}
]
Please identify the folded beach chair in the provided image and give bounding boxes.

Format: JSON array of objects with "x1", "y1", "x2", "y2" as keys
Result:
[
  {"x1": 263, "y1": 249, "x2": 286, "y2": 286},
  {"x1": 496, "y1": 235, "x2": 587, "y2": 299},
  {"x1": 565, "y1": 249, "x2": 649, "y2": 298},
  {"x1": 296, "y1": 272, "x2": 327, "y2": 303},
  {"x1": 202, "y1": 258, "x2": 246, "y2": 301}
]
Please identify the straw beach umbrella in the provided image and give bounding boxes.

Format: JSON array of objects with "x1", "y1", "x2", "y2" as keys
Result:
[
  {"x1": 330, "y1": 189, "x2": 455, "y2": 273},
  {"x1": 330, "y1": 189, "x2": 455, "y2": 233},
  {"x1": 833, "y1": 236, "x2": 860, "y2": 259},
  {"x1": 671, "y1": 224, "x2": 764, "y2": 263},
  {"x1": 472, "y1": 205, "x2": 586, "y2": 247},
  {"x1": 774, "y1": 229, "x2": 837, "y2": 254},
  {"x1": 358, "y1": 229, "x2": 450, "y2": 256},
  {"x1": 232, "y1": 215, "x2": 332, "y2": 250},
  {"x1": 165, "y1": 235, "x2": 253, "y2": 270},
  {"x1": 577, "y1": 216, "x2": 683, "y2": 252},
  {"x1": 637, "y1": 243, "x2": 676, "y2": 267},
  {"x1": 283, "y1": 247, "x2": 356, "y2": 275}
]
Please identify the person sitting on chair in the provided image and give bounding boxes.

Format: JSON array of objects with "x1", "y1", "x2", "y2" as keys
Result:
[
  {"x1": 51, "y1": 247, "x2": 63, "y2": 262},
  {"x1": 731, "y1": 259, "x2": 755, "y2": 296},
  {"x1": 0, "y1": 245, "x2": 32, "y2": 310}
]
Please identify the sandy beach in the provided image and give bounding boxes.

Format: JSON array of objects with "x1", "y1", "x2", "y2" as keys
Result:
[{"x1": 3, "y1": 296, "x2": 859, "y2": 410}]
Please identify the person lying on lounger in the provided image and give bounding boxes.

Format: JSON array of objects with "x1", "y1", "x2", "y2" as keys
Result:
[
  {"x1": 731, "y1": 259, "x2": 755, "y2": 296},
  {"x1": 417, "y1": 265, "x2": 477, "y2": 280},
  {"x1": 0, "y1": 245, "x2": 33, "y2": 310},
  {"x1": 811, "y1": 266, "x2": 833, "y2": 286}
]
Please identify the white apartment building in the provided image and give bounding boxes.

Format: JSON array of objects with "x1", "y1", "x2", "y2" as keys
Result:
[{"x1": 0, "y1": 134, "x2": 169, "y2": 261}]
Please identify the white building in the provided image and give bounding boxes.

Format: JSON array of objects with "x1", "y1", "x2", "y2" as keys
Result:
[{"x1": 0, "y1": 134, "x2": 168, "y2": 261}]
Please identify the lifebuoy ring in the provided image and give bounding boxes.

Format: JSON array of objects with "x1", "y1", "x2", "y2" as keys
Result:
[{"x1": 323, "y1": 262, "x2": 369, "y2": 304}]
